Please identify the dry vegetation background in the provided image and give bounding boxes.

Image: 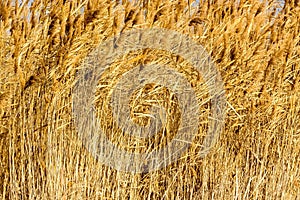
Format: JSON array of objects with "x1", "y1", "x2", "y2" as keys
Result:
[{"x1": 0, "y1": 0, "x2": 299, "y2": 199}]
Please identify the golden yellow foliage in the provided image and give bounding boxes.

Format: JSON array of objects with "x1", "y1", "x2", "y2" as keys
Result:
[{"x1": 0, "y1": 0, "x2": 299, "y2": 199}]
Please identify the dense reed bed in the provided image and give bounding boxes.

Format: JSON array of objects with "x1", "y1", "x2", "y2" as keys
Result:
[{"x1": 0, "y1": 0, "x2": 299, "y2": 199}]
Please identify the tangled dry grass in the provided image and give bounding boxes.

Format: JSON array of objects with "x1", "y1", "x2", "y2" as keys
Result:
[{"x1": 0, "y1": 0, "x2": 299, "y2": 199}]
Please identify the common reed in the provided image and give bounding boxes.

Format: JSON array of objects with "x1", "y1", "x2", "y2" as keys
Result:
[{"x1": 0, "y1": 0, "x2": 299, "y2": 199}]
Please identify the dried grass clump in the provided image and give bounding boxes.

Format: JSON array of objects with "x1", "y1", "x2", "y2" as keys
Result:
[{"x1": 0, "y1": 0, "x2": 299, "y2": 199}]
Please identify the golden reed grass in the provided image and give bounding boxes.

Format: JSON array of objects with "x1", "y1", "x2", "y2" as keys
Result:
[{"x1": 0, "y1": 0, "x2": 299, "y2": 199}]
